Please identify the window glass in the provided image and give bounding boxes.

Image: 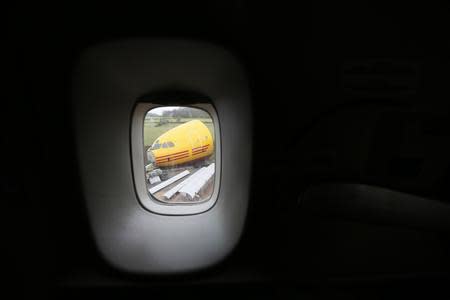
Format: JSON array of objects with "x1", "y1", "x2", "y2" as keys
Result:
[{"x1": 144, "y1": 106, "x2": 216, "y2": 204}]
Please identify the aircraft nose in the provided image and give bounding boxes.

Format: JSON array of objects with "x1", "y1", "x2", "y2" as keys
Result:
[{"x1": 146, "y1": 149, "x2": 155, "y2": 164}]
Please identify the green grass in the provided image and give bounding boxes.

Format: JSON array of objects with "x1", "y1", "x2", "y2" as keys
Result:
[{"x1": 144, "y1": 119, "x2": 215, "y2": 147}]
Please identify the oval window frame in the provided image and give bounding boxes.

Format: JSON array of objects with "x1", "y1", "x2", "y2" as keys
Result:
[{"x1": 131, "y1": 102, "x2": 221, "y2": 215}]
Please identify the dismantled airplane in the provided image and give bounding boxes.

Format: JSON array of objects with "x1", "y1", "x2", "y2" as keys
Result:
[{"x1": 146, "y1": 120, "x2": 214, "y2": 168}]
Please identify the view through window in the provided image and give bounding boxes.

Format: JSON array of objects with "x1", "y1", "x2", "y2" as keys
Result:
[{"x1": 144, "y1": 106, "x2": 216, "y2": 204}]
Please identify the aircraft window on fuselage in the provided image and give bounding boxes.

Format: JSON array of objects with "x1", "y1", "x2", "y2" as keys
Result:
[{"x1": 144, "y1": 106, "x2": 216, "y2": 204}]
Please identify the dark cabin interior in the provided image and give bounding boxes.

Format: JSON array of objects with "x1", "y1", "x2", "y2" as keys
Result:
[{"x1": 5, "y1": 1, "x2": 450, "y2": 298}]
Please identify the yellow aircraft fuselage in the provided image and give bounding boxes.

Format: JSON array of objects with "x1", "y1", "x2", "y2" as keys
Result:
[{"x1": 149, "y1": 120, "x2": 214, "y2": 167}]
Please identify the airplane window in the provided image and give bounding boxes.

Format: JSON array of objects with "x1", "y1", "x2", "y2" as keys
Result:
[{"x1": 144, "y1": 106, "x2": 216, "y2": 204}]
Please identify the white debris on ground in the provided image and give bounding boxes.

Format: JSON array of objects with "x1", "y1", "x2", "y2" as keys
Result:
[
  {"x1": 149, "y1": 176, "x2": 161, "y2": 185},
  {"x1": 148, "y1": 170, "x2": 190, "y2": 194},
  {"x1": 164, "y1": 163, "x2": 215, "y2": 200},
  {"x1": 178, "y1": 163, "x2": 215, "y2": 200},
  {"x1": 146, "y1": 162, "x2": 215, "y2": 203},
  {"x1": 149, "y1": 168, "x2": 163, "y2": 177}
]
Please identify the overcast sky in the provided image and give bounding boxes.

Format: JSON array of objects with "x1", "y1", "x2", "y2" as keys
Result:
[{"x1": 148, "y1": 106, "x2": 182, "y2": 116}]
